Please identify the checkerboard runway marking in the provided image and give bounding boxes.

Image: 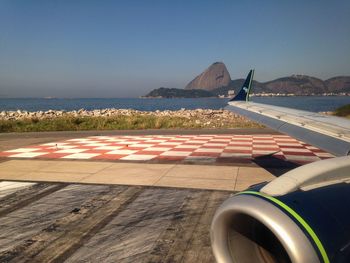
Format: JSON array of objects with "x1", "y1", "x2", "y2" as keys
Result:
[{"x1": 0, "y1": 135, "x2": 334, "y2": 164}]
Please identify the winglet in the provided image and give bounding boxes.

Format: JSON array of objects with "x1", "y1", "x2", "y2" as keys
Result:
[{"x1": 230, "y1": 69, "x2": 254, "y2": 102}]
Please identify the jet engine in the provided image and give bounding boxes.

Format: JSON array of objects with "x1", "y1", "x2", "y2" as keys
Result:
[{"x1": 210, "y1": 157, "x2": 350, "y2": 263}]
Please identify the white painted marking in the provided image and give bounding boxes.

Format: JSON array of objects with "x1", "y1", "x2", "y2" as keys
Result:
[
  {"x1": 160, "y1": 151, "x2": 192, "y2": 156},
  {"x1": 120, "y1": 154, "x2": 157, "y2": 161},
  {"x1": 203, "y1": 143, "x2": 227, "y2": 147},
  {"x1": 314, "y1": 152, "x2": 334, "y2": 158},
  {"x1": 225, "y1": 146, "x2": 252, "y2": 151},
  {"x1": 276, "y1": 143, "x2": 303, "y2": 147},
  {"x1": 9, "y1": 152, "x2": 49, "y2": 158},
  {"x1": 253, "y1": 140, "x2": 275, "y2": 144},
  {"x1": 55, "y1": 148, "x2": 87, "y2": 153},
  {"x1": 210, "y1": 139, "x2": 231, "y2": 142},
  {"x1": 233, "y1": 137, "x2": 253, "y2": 141},
  {"x1": 253, "y1": 144, "x2": 279, "y2": 149},
  {"x1": 157, "y1": 142, "x2": 182, "y2": 146},
  {"x1": 193, "y1": 137, "x2": 213, "y2": 140},
  {"x1": 253, "y1": 136, "x2": 274, "y2": 139},
  {"x1": 111, "y1": 141, "x2": 139, "y2": 145},
  {"x1": 106, "y1": 149, "x2": 138, "y2": 155},
  {"x1": 62, "y1": 153, "x2": 100, "y2": 159},
  {"x1": 94, "y1": 146, "x2": 124, "y2": 150},
  {"x1": 6, "y1": 148, "x2": 40, "y2": 153},
  {"x1": 194, "y1": 148, "x2": 224, "y2": 153},
  {"x1": 280, "y1": 148, "x2": 311, "y2": 153},
  {"x1": 84, "y1": 143, "x2": 111, "y2": 147},
  {"x1": 185, "y1": 140, "x2": 207, "y2": 144},
  {"x1": 305, "y1": 146, "x2": 319, "y2": 150},
  {"x1": 129, "y1": 144, "x2": 155, "y2": 148},
  {"x1": 228, "y1": 142, "x2": 253, "y2": 146},
  {"x1": 144, "y1": 139, "x2": 168, "y2": 143},
  {"x1": 174, "y1": 145, "x2": 201, "y2": 149},
  {"x1": 142, "y1": 147, "x2": 172, "y2": 151},
  {"x1": 48, "y1": 145, "x2": 77, "y2": 150}
]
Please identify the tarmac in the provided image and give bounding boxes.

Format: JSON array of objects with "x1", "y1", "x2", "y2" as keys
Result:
[
  {"x1": 0, "y1": 128, "x2": 319, "y2": 262},
  {"x1": 0, "y1": 159, "x2": 274, "y2": 191}
]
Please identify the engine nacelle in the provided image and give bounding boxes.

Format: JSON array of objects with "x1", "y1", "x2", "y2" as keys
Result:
[{"x1": 211, "y1": 161, "x2": 350, "y2": 263}]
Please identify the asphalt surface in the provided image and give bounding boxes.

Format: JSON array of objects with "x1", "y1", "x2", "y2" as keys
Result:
[
  {"x1": 0, "y1": 128, "x2": 292, "y2": 262},
  {"x1": 0, "y1": 181, "x2": 230, "y2": 263}
]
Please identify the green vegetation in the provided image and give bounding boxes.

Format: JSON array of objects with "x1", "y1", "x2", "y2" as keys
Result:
[
  {"x1": 0, "y1": 115, "x2": 259, "y2": 133},
  {"x1": 0, "y1": 116, "x2": 195, "y2": 132},
  {"x1": 334, "y1": 104, "x2": 350, "y2": 118}
]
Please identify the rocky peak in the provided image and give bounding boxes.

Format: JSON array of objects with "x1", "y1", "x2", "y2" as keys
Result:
[{"x1": 185, "y1": 62, "x2": 231, "y2": 91}]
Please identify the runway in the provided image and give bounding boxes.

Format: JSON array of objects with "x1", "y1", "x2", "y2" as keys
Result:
[
  {"x1": 0, "y1": 129, "x2": 335, "y2": 262},
  {"x1": 0, "y1": 181, "x2": 229, "y2": 262}
]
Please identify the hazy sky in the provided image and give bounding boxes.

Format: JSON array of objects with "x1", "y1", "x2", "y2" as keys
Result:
[{"x1": 1, "y1": 0, "x2": 350, "y2": 98}]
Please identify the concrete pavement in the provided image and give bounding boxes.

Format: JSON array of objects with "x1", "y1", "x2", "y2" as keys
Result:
[
  {"x1": 0, "y1": 159, "x2": 275, "y2": 191},
  {"x1": 0, "y1": 129, "x2": 306, "y2": 262},
  {"x1": 0, "y1": 128, "x2": 279, "y2": 151}
]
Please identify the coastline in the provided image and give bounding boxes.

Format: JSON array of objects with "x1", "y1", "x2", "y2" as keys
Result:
[
  {"x1": 1, "y1": 105, "x2": 347, "y2": 133},
  {"x1": 0, "y1": 109, "x2": 261, "y2": 133}
]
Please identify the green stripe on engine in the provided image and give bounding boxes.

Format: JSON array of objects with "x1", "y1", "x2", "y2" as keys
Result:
[{"x1": 238, "y1": 190, "x2": 330, "y2": 263}]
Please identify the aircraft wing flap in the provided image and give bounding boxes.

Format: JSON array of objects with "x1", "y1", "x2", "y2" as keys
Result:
[{"x1": 304, "y1": 121, "x2": 350, "y2": 141}]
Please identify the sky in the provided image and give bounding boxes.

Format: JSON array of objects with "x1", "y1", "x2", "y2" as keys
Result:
[{"x1": 0, "y1": 0, "x2": 350, "y2": 98}]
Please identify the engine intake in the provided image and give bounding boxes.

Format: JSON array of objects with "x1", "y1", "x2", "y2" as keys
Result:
[
  {"x1": 211, "y1": 157, "x2": 350, "y2": 263},
  {"x1": 210, "y1": 194, "x2": 320, "y2": 263}
]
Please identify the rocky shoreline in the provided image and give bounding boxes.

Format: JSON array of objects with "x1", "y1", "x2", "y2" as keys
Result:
[{"x1": 0, "y1": 108, "x2": 257, "y2": 128}]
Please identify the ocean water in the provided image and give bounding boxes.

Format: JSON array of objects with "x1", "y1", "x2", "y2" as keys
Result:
[{"x1": 0, "y1": 96, "x2": 349, "y2": 113}]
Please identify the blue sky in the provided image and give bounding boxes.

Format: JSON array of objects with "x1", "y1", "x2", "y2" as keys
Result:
[{"x1": 1, "y1": 0, "x2": 349, "y2": 98}]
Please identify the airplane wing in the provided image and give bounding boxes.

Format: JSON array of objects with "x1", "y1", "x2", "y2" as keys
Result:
[
  {"x1": 211, "y1": 70, "x2": 350, "y2": 263},
  {"x1": 226, "y1": 70, "x2": 350, "y2": 157}
]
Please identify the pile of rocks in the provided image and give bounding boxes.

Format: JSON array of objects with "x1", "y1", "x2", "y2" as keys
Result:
[{"x1": 0, "y1": 108, "x2": 258, "y2": 128}]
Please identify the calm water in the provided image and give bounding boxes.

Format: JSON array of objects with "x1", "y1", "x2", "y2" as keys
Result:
[{"x1": 0, "y1": 96, "x2": 349, "y2": 112}]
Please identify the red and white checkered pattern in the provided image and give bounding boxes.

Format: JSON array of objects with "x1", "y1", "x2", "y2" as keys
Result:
[{"x1": 0, "y1": 135, "x2": 334, "y2": 164}]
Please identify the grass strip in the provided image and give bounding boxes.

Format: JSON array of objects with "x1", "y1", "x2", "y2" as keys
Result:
[{"x1": 0, "y1": 115, "x2": 259, "y2": 133}]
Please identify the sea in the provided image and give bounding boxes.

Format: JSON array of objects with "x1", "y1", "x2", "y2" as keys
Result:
[{"x1": 0, "y1": 96, "x2": 349, "y2": 113}]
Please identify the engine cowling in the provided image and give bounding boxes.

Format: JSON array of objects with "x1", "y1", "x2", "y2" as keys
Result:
[{"x1": 210, "y1": 183, "x2": 350, "y2": 263}]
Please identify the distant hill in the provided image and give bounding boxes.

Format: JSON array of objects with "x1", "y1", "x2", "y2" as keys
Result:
[
  {"x1": 144, "y1": 87, "x2": 213, "y2": 98},
  {"x1": 215, "y1": 75, "x2": 350, "y2": 96},
  {"x1": 214, "y1": 75, "x2": 329, "y2": 96},
  {"x1": 144, "y1": 62, "x2": 350, "y2": 98},
  {"x1": 263, "y1": 75, "x2": 327, "y2": 95},
  {"x1": 325, "y1": 77, "x2": 350, "y2": 93}
]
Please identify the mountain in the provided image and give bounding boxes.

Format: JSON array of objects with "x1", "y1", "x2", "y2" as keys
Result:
[
  {"x1": 325, "y1": 77, "x2": 350, "y2": 93},
  {"x1": 144, "y1": 87, "x2": 213, "y2": 98},
  {"x1": 210, "y1": 75, "x2": 350, "y2": 96},
  {"x1": 144, "y1": 62, "x2": 350, "y2": 98},
  {"x1": 263, "y1": 75, "x2": 328, "y2": 95},
  {"x1": 185, "y1": 62, "x2": 231, "y2": 91}
]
